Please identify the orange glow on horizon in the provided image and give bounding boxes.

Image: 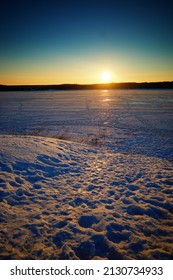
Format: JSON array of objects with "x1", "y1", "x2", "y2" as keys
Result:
[{"x1": 1, "y1": 62, "x2": 173, "y2": 85}]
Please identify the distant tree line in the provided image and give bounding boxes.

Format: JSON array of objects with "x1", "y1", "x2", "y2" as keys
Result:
[{"x1": 0, "y1": 81, "x2": 173, "y2": 91}]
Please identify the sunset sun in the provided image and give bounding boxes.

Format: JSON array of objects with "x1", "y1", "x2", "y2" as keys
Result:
[{"x1": 102, "y1": 72, "x2": 111, "y2": 83}]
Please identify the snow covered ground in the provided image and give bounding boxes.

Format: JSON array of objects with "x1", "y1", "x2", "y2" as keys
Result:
[{"x1": 0, "y1": 89, "x2": 173, "y2": 259}]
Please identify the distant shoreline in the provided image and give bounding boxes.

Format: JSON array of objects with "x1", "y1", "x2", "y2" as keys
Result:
[{"x1": 0, "y1": 81, "x2": 173, "y2": 91}]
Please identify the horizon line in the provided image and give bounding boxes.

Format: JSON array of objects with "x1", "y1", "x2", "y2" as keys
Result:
[
  {"x1": 1, "y1": 81, "x2": 173, "y2": 87},
  {"x1": 0, "y1": 81, "x2": 173, "y2": 91}
]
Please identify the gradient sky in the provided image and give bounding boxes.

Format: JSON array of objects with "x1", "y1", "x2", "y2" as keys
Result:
[{"x1": 1, "y1": 0, "x2": 173, "y2": 85}]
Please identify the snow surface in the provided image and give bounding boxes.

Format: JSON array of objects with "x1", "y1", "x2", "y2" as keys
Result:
[{"x1": 0, "y1": 89, "x2": 173, "y2": 259}]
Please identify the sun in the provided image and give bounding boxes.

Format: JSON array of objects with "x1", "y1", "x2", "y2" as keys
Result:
[{"x1": 102, "y1": 72, "x2": 111, "y2": 83}]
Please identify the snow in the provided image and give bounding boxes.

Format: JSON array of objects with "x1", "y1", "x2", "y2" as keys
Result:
[{"x1": 0, "y1": 89, "x2": 173, "y2": 259}]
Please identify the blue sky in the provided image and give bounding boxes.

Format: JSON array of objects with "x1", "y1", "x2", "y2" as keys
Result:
[{"x1": 1, "y1": 0, "x2": 173, "y2": 84}]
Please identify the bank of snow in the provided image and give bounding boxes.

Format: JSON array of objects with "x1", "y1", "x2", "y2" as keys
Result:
[{"x1": 0, "y1": 135, "x2": 173, "y2": 259}]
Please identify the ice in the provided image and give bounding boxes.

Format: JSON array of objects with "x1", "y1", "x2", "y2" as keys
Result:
[{"x1": 0, "y1": 89, "x2": 172, "y2": 160}]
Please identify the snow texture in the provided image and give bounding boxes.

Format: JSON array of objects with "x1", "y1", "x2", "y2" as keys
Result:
[{"x1": 0, "y1": 89, "x2": 173, "y2": 259}]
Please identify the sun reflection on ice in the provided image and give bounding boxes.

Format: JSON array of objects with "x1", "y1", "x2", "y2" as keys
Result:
[{"x1": 101, "y1": 89, "x2": 111, "y2": 103}]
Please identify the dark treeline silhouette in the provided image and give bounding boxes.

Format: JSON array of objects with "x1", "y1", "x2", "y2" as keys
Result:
[{"x1": 0, "y1": 81, "x2": 173, "y2": 91}]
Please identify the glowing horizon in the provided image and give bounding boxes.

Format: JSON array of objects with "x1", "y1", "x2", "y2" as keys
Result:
[
  {"x1": 0, "y1": 1, "x2": 173, "y2": 86},
  {"x1": 1, "y1": 55, "x2": 173, "y2": 85}
]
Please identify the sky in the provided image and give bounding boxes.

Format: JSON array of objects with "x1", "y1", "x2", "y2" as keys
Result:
[{"x1": 0, "y1": 0, "x2": 173, "y2": 85}]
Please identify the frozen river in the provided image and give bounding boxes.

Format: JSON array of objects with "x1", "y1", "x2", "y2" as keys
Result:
[{"x1": 0, "y1": 89, "x2": 173, "y2": 160}]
